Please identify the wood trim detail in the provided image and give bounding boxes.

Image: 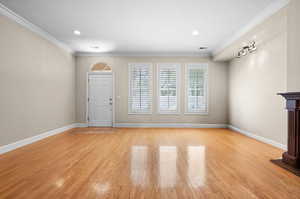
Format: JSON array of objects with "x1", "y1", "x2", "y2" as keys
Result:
[{"x1": 272, "y1": 92, "x2": 300, "y2": 176}]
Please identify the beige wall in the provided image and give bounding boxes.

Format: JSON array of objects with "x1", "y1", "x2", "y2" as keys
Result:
[
  {"x1": 287, "y1": 0, "x2": 300, "y2": 91},
  {"x1": 215, "y1": 8, "x2": 288, "y2": 145},
  {"x1": 0, "y1": 15, "x2": 75, "y2": 146},
  {"x1": 3, "y1": 0, "x2": 297, "y2": 147},
  {"x1": 75, "y1": 56, "x2": 228, "y2": 124}
]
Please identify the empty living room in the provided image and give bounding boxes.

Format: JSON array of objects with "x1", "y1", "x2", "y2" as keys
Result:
[{"x1": 1, "y1": 0, "x2": 300, "y2": 198}]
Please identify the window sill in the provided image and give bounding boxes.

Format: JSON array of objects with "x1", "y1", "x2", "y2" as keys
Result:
[
  {"x1": 158, "y1": 112, "x2": 181, "y2": 115},
  {"x1": 128, "y1": 112, "x2": 153, "y2": 115},
  {"x1": 184, "y1": 112, "x2": 209, "y2": 115}
]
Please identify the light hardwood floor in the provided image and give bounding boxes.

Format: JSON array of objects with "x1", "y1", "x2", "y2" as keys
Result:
[{"x1": 0, "y1": 128, "x2": 300, "y2": 199}]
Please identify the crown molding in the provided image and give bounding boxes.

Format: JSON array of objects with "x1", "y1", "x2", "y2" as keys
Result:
[
  {"x1": 1, "y1": 0, "x2": 289, "y2": 58},
  {"x1": 212, "y1": 0, "x2": 290, "y2": 56},
  {"x1": 0, "y1": 3, "x2": 74, "y2": 54},
  {"x1": 75, "y1": 51, "x2": 212, "y2": 58}
]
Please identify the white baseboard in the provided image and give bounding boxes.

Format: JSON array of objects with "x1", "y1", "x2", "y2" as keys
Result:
[
  {"x1": 74, "y1": 123, "x2": 89, "y2": 127},
  {"x1": 1, "y1": 122, "x2": 285, "y2": 155},
  {"x1": 0, "y1": 124, "x2": 76, "y2": 155},
  {"x1": 87, "y1": 122, "x2": 113, "y2": 127},
  {"x1": 74, "y1": 123, "x2": 227, "y2": 128},
  {"x1": 228, "y1": 125, "x2": 287, "y2": 150},
  {"x1": 114, "y1": 123, "x2": 228, "y2": 128}
]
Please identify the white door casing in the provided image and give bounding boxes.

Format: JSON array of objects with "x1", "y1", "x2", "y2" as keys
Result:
[{"x1": 87, "y1": 73, "x2": 113, "y2": 127}]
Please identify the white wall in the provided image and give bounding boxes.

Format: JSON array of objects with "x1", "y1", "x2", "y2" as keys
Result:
[
  {"x1": 287, "y1": 0, "x2": 300, "y2": 92},
  {"x1": 215, "y1": 8, "x2": 288, "y2": 145},
  {"x1": 2, "y1": 0, "x2": 298, "y2": 148},
  {"x1": 0, "y1": 15, "x2": 75, "y2": 146},
  {"x1": 75, "y1": 56, "x2": 228, "y2": 125}
]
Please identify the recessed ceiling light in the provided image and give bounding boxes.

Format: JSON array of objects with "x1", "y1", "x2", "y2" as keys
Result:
[
  {"x1": 73, "y1": 30, "x2": 81, "y2": 35},
  {"x1": 192, "y1": 30, "x2": 199, "y2": 36}
]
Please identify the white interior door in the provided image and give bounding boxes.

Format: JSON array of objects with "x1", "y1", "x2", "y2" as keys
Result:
[{"x1": 88, "y1": 74, "x2": 113, "y2": 127}]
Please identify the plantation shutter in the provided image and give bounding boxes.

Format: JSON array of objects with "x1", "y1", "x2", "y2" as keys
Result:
[
  {"x1": 128, "y1": 63, "x2": 152, "y2": 114},
  {"x1": 158, "y1": 64, "x2": 180, "y2": 113},
  {"x1": 186, "y1": 64, "x2": 208, "y2": 113}
]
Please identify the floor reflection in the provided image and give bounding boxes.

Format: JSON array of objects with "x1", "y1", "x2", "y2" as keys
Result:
[
  {"x1": 188, "y1": 146, "x2": 206, "y2": 188},
  {"x1": 93, "y1": 183, "x2": 110, "y2": 195},
  {"x1": 55, "y1": 178, "x2": 65, "y2": 188},
  {"x1": 159, "y1": 146, "x2": 177, "y2": 188},
  {"x1": 131, "y1": 146, "x2": 148, "y2": 187},
  {"x1": 130, "y1": 145, "x2": 205, "y2": 188}
]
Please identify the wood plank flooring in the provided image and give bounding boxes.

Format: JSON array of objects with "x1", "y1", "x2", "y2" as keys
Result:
[{"x1": 0, "y1": 128, "x2": 300, "y2": 199}]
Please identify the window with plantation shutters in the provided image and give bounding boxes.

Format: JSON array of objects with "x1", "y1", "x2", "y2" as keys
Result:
[
  {"x1": 157, "y1": 64, "x2": 180, "y2": 114},
  {"x1": 185, "y1": 63, "x2": 208, "y2": 114},
  {"x1": 128, "y1": 63, "x2": 152, "y2": 114}
]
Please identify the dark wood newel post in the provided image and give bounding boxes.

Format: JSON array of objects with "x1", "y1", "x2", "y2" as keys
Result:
[{"x1": 271, "y1": 92, "x2": 300, "y2": 176}]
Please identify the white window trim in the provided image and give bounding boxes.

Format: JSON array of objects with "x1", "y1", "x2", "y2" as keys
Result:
[
  {"x1": 157, "y1": 63, "x2": 181, "y2": 114},
  {"x1": 184, "y1": 63, "x2": 209, "y2": 115},
  {"x1": 128, "y1": 63, "x2": 153, "y2": 115}
]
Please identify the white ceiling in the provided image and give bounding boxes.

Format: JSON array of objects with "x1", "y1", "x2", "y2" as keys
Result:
[{"x1": 0, "y1": 0, "x2": 285, "y2": 55}]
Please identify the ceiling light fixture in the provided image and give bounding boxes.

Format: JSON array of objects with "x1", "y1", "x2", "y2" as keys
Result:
[
  {"x1": 236, "y1": 41, "x2": 257, "y2": 58},
  {"x1": 248, "y1": 41, "x2": 257, "y2": 53},
  {"x1": 192, "y1": 30, "x2": 199, "y2": 36},
  {"x1": 73, "y1": 30, "x2": 81, "y2": 35}
]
